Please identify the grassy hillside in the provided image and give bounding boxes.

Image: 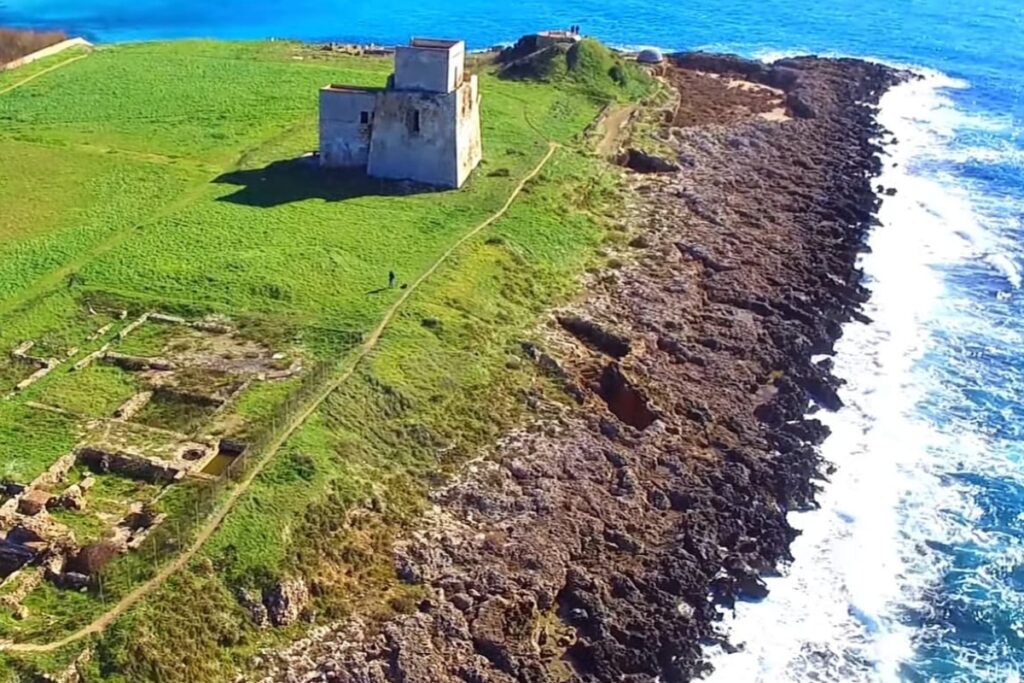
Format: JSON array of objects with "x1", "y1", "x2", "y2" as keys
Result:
[{"x1": 0, "y1": 38, "x2": 650, "y2": 681}]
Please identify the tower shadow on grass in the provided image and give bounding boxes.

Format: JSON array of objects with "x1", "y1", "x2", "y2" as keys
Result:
[{"x1": 213, "y1": 156, "x2": 439, "y2": 207}]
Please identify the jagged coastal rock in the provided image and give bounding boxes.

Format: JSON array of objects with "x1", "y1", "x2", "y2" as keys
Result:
[{"x1": 252, "y1": 53, "x2": 905, "y2": 682}]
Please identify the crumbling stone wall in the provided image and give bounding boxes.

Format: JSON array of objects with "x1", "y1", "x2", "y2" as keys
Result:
[
  {"x1": 454, "y1": 75, "x2": 483, "y2": 188},
  {"x1": 77, "y1": 447, "x2": 184, "y2": 484},
  {"x1": 367, "y1": 88, "x2": 462, "y2": 187}
]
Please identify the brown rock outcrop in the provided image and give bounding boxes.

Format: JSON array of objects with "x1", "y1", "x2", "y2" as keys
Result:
[
  {"x1": 264, "y1": 578, "x2": 310, "y2": 627},
  {"x1": 17, "y1": 489, "x2": 51, "y2": 516}
]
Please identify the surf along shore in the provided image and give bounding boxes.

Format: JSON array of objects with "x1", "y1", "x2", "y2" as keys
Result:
[{"x1": 250, "y1": 53, "x2": 907, "y2": 681}]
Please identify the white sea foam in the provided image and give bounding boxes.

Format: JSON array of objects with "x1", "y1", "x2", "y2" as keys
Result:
[
  {"x1": 703, "y1": 69, "x2": 995, "y2": 682},
  {"x1": 985, "y1": 253, "x2": 1021, "y2": 289},
  {"x1": 945, "y1": 145, "x2": 1024, "y2": 167}
]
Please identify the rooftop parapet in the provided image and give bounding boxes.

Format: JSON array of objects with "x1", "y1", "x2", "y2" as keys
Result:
[
  {"x1": 321, "y1": 84, "x2": 385, "y2": 93},
  {"x1": 409, "y1": 38, "x2": 462, "y2": 50}
]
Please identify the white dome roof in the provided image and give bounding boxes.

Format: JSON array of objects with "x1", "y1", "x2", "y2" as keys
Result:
[{"x1": 637, "y1": 48, "x2": 664, "y2": 64}]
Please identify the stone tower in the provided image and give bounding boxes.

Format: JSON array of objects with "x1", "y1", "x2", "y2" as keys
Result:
[{"x1": 319, "y1": 38, "x2": 483, "y2": 189}]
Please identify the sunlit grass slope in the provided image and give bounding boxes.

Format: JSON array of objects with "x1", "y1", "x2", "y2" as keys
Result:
[{"x1": 0, "y1": 37, "x2": 654, "y2": 682}]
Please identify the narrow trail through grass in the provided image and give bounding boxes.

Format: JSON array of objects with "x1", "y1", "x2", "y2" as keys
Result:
[
  {"x1": 0, "y1": 52, "x2": 90, "y2": 97},
  {"x1": 0, "y1": 141, "x2": 559, "y2": 654}
]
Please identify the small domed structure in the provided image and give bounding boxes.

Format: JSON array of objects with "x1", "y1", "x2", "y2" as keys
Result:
[{"x1": 637, "y1": 48, "x2": 664, "y2": 65}]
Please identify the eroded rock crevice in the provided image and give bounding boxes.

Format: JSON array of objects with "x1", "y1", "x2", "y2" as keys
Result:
[
  {"x1": 556, "y1": 315, "x2": 632, "y2": 359},
  {"x1": 595, "y1": 363, "x2": 657, "y2": 430}
]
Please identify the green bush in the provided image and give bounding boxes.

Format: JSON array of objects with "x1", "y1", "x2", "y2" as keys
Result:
[{"x1": 500, "y1": 37, "x2": 654, "y2": 103}]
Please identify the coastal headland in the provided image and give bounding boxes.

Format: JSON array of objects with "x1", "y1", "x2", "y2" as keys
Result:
[
  {"x1": 0, "y1": 31, "x2": 902, "y2": 682},
  {"x1": 251, "y1": 52, "x2": 906, "y2": 682}
]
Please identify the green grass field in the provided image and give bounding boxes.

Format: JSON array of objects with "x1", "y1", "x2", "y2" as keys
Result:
[
  {"x1": 0, "y1": 37, "x2": 653, "y2": 681},
  {"x1": 43, "y1": 365, "x2": 140, "y2": 417}
]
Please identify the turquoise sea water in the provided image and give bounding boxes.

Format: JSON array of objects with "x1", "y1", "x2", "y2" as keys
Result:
[{"x1": 2, "y1": 1, "x2": 1024, "y2": 680}]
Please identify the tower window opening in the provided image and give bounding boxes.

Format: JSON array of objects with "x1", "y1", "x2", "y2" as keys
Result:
[{"x1": 360, "y1": 111, "x2": 370, "y2": 124}]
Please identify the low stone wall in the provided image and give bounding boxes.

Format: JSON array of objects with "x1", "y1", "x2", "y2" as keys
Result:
[
  {"x1": 28, "y1": 451, "x2": 77, "y2": 492},
  {"x1": 77, "y1": 447, "x2": 184, "y2": 484},
  {"x1": 114, "y1": 391, "x2": 154, "y2": 420},
  {"x1": 102, "y1": 351, "x2": 176, "y2": 372},
  {"x1": 1, "y1": 37, "x2": 91, "y2": 71}
]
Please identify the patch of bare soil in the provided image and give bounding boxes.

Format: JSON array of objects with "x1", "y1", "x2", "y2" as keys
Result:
[
  {"x1": 595, "y1": 104, "x2": 637, "y2": 157},
  {"x1": 668, "y1": 69, "x2": 786, "y2": 126},
  {"x1": 251, "y1": 54, "x2": 906, "y2": 683}
]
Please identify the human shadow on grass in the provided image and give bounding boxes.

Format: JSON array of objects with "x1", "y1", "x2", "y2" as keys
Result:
[{"x1": 213, "y1": 156, "x2": 438, "y2": 207}]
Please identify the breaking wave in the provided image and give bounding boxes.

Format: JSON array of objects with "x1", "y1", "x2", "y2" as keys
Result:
[{"x1": 705, "y1": 64, "x2": 1024, "y2": 683}]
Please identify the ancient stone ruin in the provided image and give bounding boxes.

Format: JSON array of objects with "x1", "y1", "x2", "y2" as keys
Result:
[
  {"x1": 0, "y1": 310, "x2": 298, "y2": 613},
  {"x1": 4, "y1": 339, "x2": 65, "y2": 397}
]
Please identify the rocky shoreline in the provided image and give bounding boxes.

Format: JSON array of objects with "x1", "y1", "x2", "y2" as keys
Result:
[{"x1": 254, "y1": 53, "x2": 905, "y2": 682}]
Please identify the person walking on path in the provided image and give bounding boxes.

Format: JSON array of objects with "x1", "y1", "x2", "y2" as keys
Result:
[{"x1": 388, "y1": 270, "x2": 396, "y2": 288}]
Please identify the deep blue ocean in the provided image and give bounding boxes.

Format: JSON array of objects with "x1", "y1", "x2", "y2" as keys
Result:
[{"x1": 2, "y1": 1, "x2": 1023, "y2": 680}]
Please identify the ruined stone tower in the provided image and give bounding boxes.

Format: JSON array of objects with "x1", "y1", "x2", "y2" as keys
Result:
[{"x1": 319, "y1": 38, "x2": 483, "y2": 189}]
